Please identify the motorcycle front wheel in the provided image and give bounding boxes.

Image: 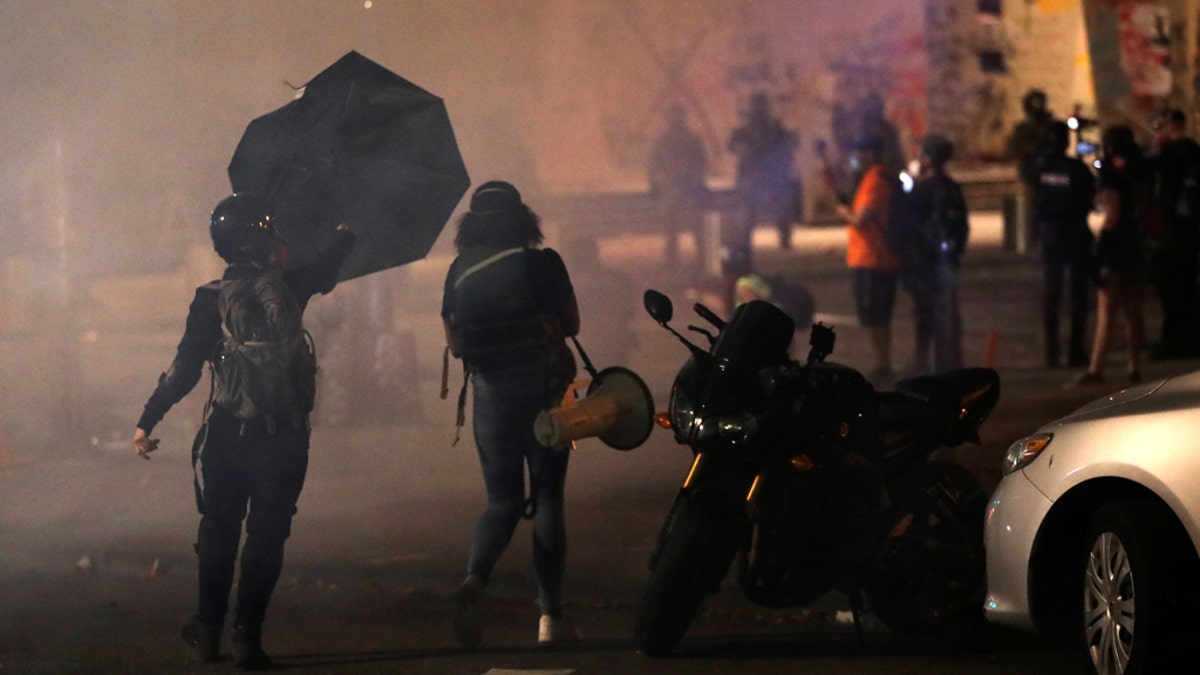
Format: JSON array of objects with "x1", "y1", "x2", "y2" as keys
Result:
[{"x1": 634, "y1": 491, "x2": 741, "y2": 657}]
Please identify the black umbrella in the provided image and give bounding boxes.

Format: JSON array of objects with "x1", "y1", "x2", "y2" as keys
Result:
[{"x1": 228, "y1": 51, "x2": 470, "y2": 280}]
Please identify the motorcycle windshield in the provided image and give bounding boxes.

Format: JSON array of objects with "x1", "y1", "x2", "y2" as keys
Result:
[
  {"x1": 711, "y1": 301, "x2": 794, "y2": 368},
  {"x1": 674, "y1": 300, "x2": 793, "y2": 423}
]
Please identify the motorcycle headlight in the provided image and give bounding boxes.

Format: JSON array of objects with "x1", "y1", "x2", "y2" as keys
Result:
[
  {"x1": 693, "y1": 412, "x2": 758, "y2": 447},
  {"x1": 669, "y1": 386, "x2": 697, "y2": 436},
  {"x1": 1003, "y1": 433, "x2": 1053, "y2": 475}
]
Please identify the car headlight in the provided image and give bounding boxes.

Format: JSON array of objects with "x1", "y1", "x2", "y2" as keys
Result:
[{"x1": 1003, "y1": 433, "x2": 1053, "y2": 475}]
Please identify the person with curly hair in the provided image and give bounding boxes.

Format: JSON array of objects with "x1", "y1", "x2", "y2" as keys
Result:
[{"x1": 441, "y1": 180, "x2": 581, "y2": 647}]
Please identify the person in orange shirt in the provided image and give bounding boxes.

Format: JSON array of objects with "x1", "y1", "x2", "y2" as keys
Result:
[{"x1": 835, "y1": 134, "x2": 903, "y2": 384}]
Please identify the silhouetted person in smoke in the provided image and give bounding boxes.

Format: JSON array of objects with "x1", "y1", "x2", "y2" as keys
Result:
[
  {"x1": 1148, "y1": 108, "x2": 1200, "y2": 359},
  {"x1": 648, "y1": 104, "x2": 709, "y2": 268},
  {"x1": 728, "y1": 92, "x2": 800, "y2": 256},
  {"x1": 1007, "y1": 88, "x2": 1057, "y2": 248},
  {"x1": 132, "y1": 193, "x2": 355, "y2": 669},
  {"x1": 441, "y1": 181, "x2": 581, "y2": 648}
]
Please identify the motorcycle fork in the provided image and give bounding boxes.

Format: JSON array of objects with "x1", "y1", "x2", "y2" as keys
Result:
[
  {"x1": 647, "y1": 452, "x2": 707, "y2": 571},
  {"x1": 682, "y1": 452, "x2": 705, "y2": 489}
]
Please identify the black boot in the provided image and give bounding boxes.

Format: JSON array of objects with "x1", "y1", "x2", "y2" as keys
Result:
[
  {"x1": 180, "y1": 614, "x2": 221, "y2": 663},
  {"x1": 232, "y1": 623, "x2": 271, "y2": 670}
]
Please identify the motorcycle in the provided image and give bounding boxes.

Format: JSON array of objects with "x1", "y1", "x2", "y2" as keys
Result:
[{"x1": 634, "y1": 289, "x2": 1000, "y2": 656}]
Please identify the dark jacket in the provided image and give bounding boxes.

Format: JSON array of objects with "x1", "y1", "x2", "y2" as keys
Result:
[{"x1": 136, "y1": 230, "x2": 355, "y2": 433}]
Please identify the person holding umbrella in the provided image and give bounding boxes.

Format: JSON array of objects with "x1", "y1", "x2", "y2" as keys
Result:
[
  {"x1": 442, "y1": 181, "x2": 581, "y2": 648},
  {"x1": 132, "y1": 193, "x2": 355, "y2": 668}
]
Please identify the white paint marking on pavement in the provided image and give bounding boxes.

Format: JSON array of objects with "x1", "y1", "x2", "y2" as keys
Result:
[{"x1": 484, "y1": 670, "x2": 576, "y2": 675}]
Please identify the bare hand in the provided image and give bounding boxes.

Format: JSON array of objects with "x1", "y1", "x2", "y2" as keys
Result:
[{"x1": 133, "y1": 427, "x2": 159, "y2": 460}]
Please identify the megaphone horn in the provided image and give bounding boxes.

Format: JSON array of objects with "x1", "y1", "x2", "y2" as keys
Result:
[{"x1": 533, "y1": 367, "x2": 655, "y2": 451}]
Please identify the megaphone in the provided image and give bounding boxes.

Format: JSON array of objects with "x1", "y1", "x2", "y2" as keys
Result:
[{"x1": 533, "y1": 366, "x2": 655, "y2": 451}]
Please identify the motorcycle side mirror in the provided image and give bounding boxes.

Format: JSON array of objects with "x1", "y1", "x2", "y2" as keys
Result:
[{"x1": 644, "y1": 289, "x2": 673, "y2": 324}]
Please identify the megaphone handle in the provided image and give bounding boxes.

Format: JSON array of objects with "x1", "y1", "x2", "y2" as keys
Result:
[{"x1": 571, "y1": 336, "x2": 600, "y2": 379}]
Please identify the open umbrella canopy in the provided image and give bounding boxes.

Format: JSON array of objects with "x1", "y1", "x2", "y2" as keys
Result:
[{"x1": 229, "y1": 51, "x2": 470, "y2": 281}]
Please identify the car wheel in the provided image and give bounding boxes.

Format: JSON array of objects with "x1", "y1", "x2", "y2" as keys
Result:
[{"x1": 1080, "y1": 500, "x2": 1195, "y2": 675}]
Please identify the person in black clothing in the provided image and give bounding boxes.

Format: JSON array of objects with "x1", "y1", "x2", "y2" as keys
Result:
[
  {"x1": 727, "y1": 92, "x2": 800, "y2": 266},
  {"x1": 132, "y1": 193, "x2": 355, "y2": 668},
  {"x1": 1035, "y1": 120, "x2": 1097, "y2": 368},
  {"x1": 1149, "y1": 108, "x2": 1200, "y2": 359},
  {"x1": 441, "y1": 181, "x2": 581, "y2": 648},
  {"x1": 648, "y1": 104, "x2": 709, "y2": 267},
  {"x1": 1007, "y1": 88, "x2": 1057, "y2": 249},
  {"x1": 1070, "y1": 126, "x2": 1149, "y2": 386},
  {"x1": 901, "y1": 134, "x2": 970, "y2": 373}
]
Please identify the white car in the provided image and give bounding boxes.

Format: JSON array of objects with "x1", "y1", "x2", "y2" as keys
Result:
[{"x1": 984, "y1": 372, "x2": 1200, "y2": 675}]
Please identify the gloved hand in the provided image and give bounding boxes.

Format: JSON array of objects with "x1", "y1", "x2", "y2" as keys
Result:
[{"x1": 133, "y1": 427, "x2": 159, "y2": 460}]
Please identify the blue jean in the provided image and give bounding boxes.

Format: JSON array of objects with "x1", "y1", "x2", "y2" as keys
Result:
[
  {"x1": 904, "y1": 260, "x2": 963, "y2": 373},
  {"x1": 468, "y1": 359, "x2": 570, "y2": 615}
]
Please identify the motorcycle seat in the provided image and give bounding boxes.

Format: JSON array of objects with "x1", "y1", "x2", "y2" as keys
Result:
[{"x1": 878, "y1": 367, "x2": 1001, "y2": 449}]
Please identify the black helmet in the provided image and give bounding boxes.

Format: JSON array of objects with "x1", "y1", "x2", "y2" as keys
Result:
[
  {"x1": 1022, "y1": 89, "x2": 1048, "y2": 117},
  {"x1": 209, "y1": 192, "x2": 277, "y2": 264}
]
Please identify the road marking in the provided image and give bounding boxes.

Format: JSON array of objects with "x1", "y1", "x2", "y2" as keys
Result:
[
  {"x1": 364, "y1": 553, "x2": 430, "y2": 564},
  {"x1": 484, "y1": 670, "x2": 575, "y2": 675}
]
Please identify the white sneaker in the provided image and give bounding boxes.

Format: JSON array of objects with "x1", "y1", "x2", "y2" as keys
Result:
[
  {"x1": 454, "y1": 576, "x2": 484, "y2": 649},
  {"x1": 538, "y1": 613, "x2": 579, "y2": 644}
]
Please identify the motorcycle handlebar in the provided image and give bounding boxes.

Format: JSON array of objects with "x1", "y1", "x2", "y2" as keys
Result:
[{"x1": 693, "y1": 303, "x2": 726, "y2": 330}]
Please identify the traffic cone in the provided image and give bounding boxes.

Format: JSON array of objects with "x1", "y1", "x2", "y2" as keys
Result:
[{"x1": 984, "y1": 331, "x2": 998, "y2": 369}]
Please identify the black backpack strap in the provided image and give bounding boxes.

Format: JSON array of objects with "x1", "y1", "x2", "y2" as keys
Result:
[
  {"x1": 571, "y1": 335, "x2": 599, "y2": 379},
  {"x1": 452, "y1": 364, "x2": 470, "y2": 446}
]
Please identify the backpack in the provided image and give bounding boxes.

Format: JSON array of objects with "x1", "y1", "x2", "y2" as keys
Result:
[
  {"x1": 212, "y1": 268, "x2": 317, "y2": 419},
  {"x1": 888, "y1": 175, "x2": 968, "y2": 268}
]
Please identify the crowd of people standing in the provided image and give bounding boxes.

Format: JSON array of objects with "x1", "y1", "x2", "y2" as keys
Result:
[
  {"x1": 649, "y1": 88, "x2": 1200, "y2": 387},
  {"x1": 1017, "y1": 92, "x2": 1200, "y2": 387}
]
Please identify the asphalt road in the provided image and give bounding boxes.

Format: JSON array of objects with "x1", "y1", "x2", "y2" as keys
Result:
[{"x1": 4, "y1": 220, "x2": 1197, "y2": 673}]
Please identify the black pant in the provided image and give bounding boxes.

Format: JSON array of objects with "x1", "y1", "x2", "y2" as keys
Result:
[
  {"x1": 1042, "y1": 235, "x2": 1092, "y2": 367},
  {"x1": 191, "y1": 408, "x2": 309, "y2": 628},
  {"x1": 1150, "y1": 225, "x2": 1200, "y2": 358}
]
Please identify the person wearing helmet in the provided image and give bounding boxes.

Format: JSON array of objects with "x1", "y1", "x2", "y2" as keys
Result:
[
  {"x1": 131, "y1": 193, "x2": 355, "y2": 668},
  {"x1": 1006, "y1": 88, "x2": 1057, "y2": 249},
  {"x1": 441, "y1": 180, "x2": 581, "y2": 648}
]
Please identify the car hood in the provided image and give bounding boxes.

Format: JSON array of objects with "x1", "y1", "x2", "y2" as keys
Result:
[{"x1": 1056, "y1": 375, "x2": 1176, "y2": 421}]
